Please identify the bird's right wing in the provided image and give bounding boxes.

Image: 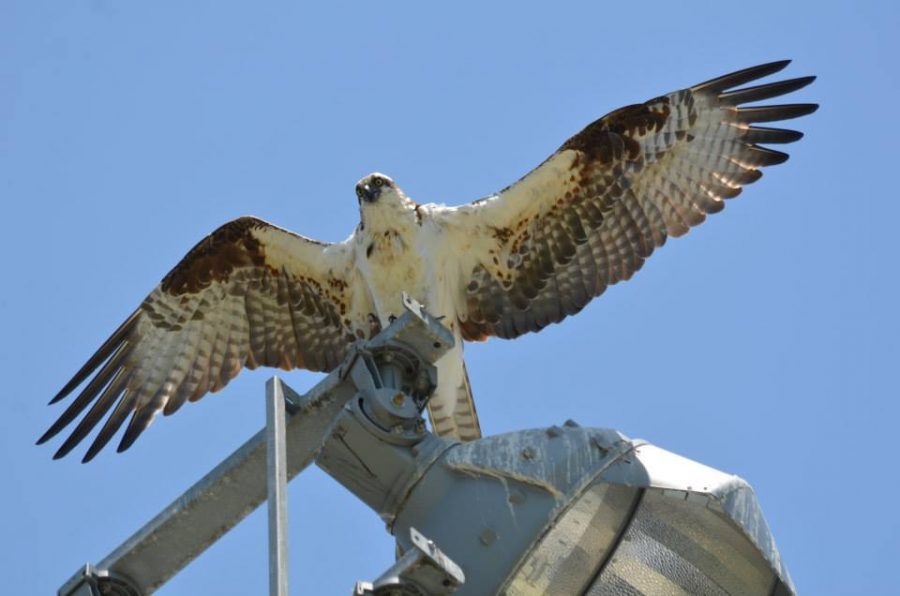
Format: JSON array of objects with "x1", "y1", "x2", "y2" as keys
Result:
[
  {"x1": 437, "y1": 61, "x2": 817, "y2": 340},
  {"x1": 39, "y1": 216, "x2": 377, "y2": 462}
]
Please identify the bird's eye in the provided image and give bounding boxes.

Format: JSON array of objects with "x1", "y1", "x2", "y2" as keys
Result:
[{"x1": 373, "y1": 177, "x2": 384, "y2": 187}]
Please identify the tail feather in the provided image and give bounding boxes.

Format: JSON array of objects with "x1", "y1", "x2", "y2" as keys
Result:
[{"x1": 427, "y1": 361, "x2": 482, "y2": 441}]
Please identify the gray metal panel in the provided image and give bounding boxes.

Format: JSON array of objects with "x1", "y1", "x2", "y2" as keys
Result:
[
  {"x1": 385, "y1": 425, "x2": 794, "y2": 596},
  {"x1": 390, "y1": 426, "x2": 645, "y2": 595}
]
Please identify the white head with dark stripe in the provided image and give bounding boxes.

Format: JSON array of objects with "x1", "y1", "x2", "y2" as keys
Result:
[{"x1": 355, "y1": 173, "x2": 416, "y2": 228}]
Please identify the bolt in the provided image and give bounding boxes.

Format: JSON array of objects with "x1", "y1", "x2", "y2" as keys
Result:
[
  {"x1": 563, "y1": 419, "x2": 579, "y2": 428},
  {"x1": 392, "y1": 393, "x2": 405, "y2": 407},
  {"x1": 546, "y1": 426, "x2": 561, "y2": 438},
  {"x1": 479, "y1": 528, "x2": 497, "y2": 546},
  {"x1": 508, "y1": 490, "x2": 526, "y2": 505},
  {"x1": 591, "y1": 437, "x2": 609, "y2": 455},
  {"x1": 521, "y1": 447, "x2": 536, "y2": 461}
]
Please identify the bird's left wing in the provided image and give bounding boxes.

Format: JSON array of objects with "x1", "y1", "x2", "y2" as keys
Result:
[
  {"x1": 39, "y1": 216, "x2": 376, "y2": 462},
  {"x1": 438, "y1": 61, "x2": 817, "y2": 341}
]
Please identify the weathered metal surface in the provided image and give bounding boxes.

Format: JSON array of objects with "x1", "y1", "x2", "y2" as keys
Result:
[{"x1": 385, "y1": 426, "x2": 795, "y2": 595}]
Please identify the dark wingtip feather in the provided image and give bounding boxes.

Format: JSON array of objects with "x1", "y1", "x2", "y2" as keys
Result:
[
  {"x1": 751, "y1": 146, "x2": 791, "y2": 166},
  {"x1": 53, "y1": 439, "x2": 79, "y2": 460},
  {"x1": 83, "y1": 392, "x2": 136, "y2": 462},
  {"x1": 117, "y1": 408, "x2": 154, "y2": 453},
  {"x1": 39, "y1": 343, "x2": 131, "y2": 445},
  {"x1": 693, "y1": 60, "x2": 792, "y2": 93},
  {"x1": 49, "y1": 310, "x2": 140, "y2": 405},
  {"x1": 720, "y1": 76, "x2": 817, "y2": 106},
  {"x1": 49, "y1": 368, "x2": 130, "y2": 460},
  {"x1": 116, "y1": 437, "x2": 137, "y2": 454},
  {"x1": 81, "y1": 448, "x2": 100, "y2": 464},
  {"x1": 736, "y1": 104, "x2": 819, "y2": 124},
  {"x1": 744, "y1": 127, "x2": 805, "y2": 144}
]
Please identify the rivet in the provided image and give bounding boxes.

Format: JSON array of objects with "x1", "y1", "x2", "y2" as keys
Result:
[
  {"x1": 479, "y1": 528, "x2": 497, "y2": 546},
  {"x1": 591, "y1": 437, "x2": 609, "y2": 455}
]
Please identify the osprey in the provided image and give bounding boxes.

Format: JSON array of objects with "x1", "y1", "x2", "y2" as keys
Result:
[{"x1": 40, "y1": 61, "x2": 817, "y2": 462}]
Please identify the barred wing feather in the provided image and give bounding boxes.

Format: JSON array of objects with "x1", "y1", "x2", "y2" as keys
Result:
[
  {"x1": 446, "y1": 61, "x2": 817, "y2": 341},
  {"x1": 39, "y1": 217, "x2": 374, "y2": 462}
]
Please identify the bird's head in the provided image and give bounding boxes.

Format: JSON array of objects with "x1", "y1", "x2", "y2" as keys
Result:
[
  {"x1": 355, "y1": 172, "x2": 397, "y2": 204},
  {"x1": 355, "y1": 173, "x2": 417, "y2": 229}
]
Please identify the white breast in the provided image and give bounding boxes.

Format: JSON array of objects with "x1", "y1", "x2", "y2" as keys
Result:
[{"x1": 355, "y1": 208, "x2": 462, "y2": 328}]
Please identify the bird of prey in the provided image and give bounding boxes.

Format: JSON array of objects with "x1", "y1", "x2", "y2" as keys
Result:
[{"x1": 39, "y1": 60, "x2": 817, "y2": 462}]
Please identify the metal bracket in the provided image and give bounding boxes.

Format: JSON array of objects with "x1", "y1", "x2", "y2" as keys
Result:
[
  {"x1": 353, "y1": 528, "x2": 465, "y2": 596},
  {"x1": 57, "y1": 564, "x2": 139, "y2": 596}
]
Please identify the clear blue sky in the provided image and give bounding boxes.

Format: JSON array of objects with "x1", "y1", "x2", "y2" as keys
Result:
[{"x1": 2, "y1": 1, "x2": 896, "y2": 594}]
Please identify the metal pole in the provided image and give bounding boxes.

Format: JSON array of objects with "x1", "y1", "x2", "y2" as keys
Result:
[{"x1": 266, "y1": 377, "x2": 289, "y2": 596}]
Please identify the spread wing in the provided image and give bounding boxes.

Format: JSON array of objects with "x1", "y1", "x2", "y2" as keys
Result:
[
  {"x1": 441, "y1": 60, "x2": 817, "y2": 340},
  {"x1": 39, "y1": 216, "x2": 375, "y2": 462}
]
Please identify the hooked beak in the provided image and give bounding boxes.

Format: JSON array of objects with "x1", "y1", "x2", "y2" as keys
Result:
[{"x1": 357, "y1": 183, "x2": 382, "y2": 203}]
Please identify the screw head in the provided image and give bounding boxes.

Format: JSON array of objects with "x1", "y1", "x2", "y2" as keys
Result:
[
  {"x1": 508, "y1": 490, "x2": 526, "y2": 505},
  {"x1": 479, "y1": 528, "x2": 497, "y2": 546}
]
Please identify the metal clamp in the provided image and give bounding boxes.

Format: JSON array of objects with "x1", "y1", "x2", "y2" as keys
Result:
[
  {"x1": 353, "y1": 528, "x2": 465, "y2": 596},
  {"x1": 58, "y1": 564, "x2": 139, "y2": 596}
]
